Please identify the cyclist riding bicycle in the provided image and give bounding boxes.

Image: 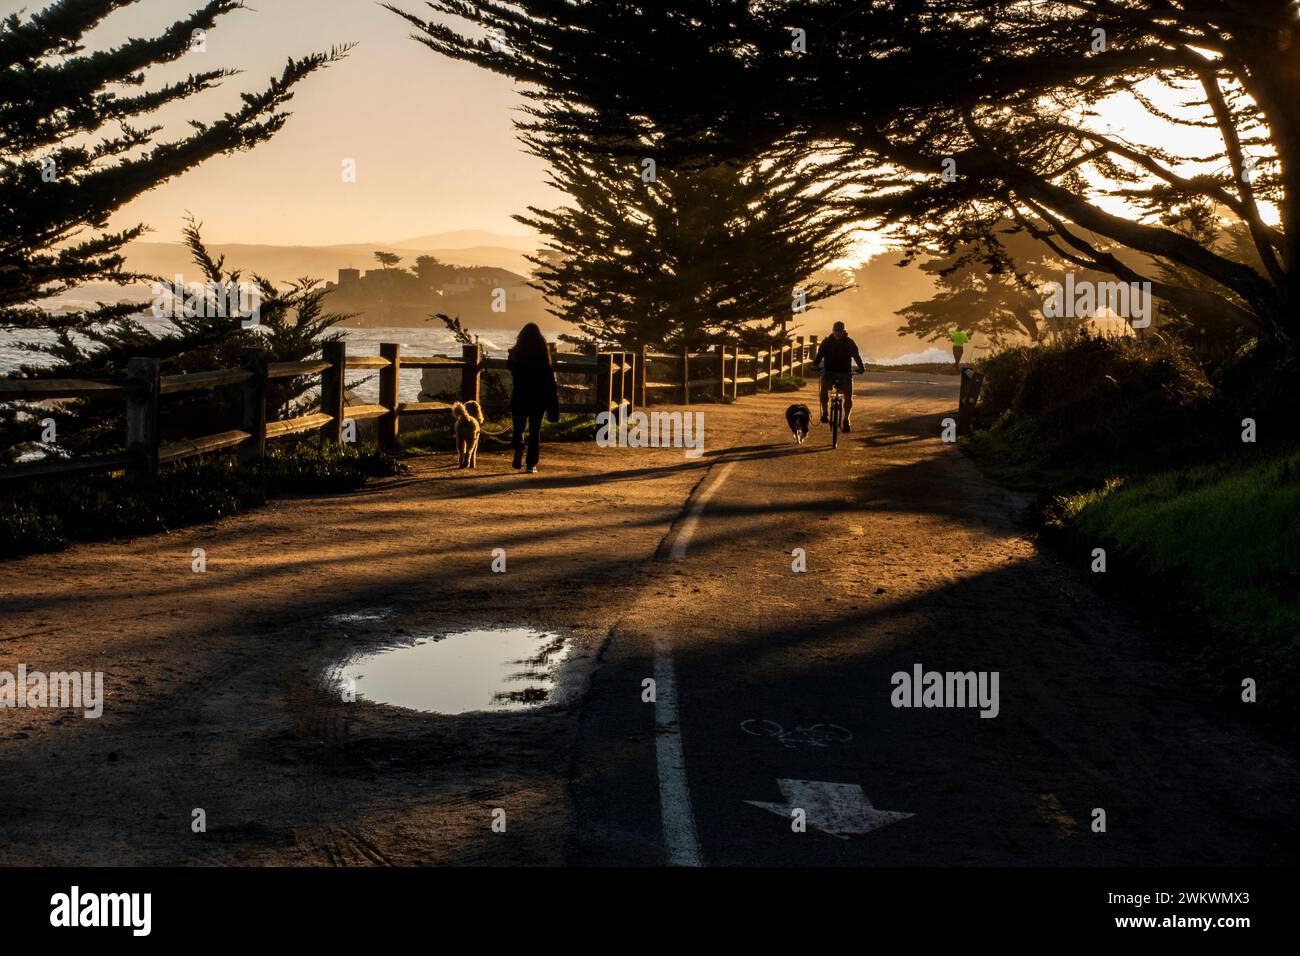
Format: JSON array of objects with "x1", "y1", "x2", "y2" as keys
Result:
[{"x1": 812, "y1": 321, "x2": 866, "y2": 431}]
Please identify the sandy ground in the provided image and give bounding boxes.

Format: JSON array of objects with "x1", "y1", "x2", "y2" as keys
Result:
[
  {"x1": 0, "y1": 392, "x2": 750, "y2": 864},
  {"x1": 1, "y1": 377, "x2": 1297, "y2": 865}
]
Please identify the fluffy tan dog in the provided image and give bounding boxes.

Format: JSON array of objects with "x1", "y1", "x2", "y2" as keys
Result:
[{"x1": 451, "y1": 400, "x2": 484, "y2": 468}]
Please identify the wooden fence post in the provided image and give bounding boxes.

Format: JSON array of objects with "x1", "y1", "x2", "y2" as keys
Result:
[
  {"x1": 716, "y1": 344, "x2": 727, "y2": 400},
  {"x1": 609, "y1": 351, "x2": 620, "y2": 416},
  {"x1": 623, "y1": 351, "x2": 633, "y2": 417},
  {"x1": 461, "y1": 342, "x2": 481, "y2": 405},
  {"x1": 767, "y1": 341, "x2": 774, "y2": 391},
  {"x1": 809, "y1": 335, "x2": 819, "y2": 376},
  {"x1": 795, "y1": 336, "x2": 806, "y2": 379},
  {"x1": 620, "y1": 350, "x2": 631, "y2": 415},
  {"x1": 624, "y1": 351, "x2": 634, "y2": 411},
  {"x1": 238, "y1": 347, "x2": 268, "y2": 465},
  {"x1": 378, "y1": 342, "x2": 400, "y2": 448},
  {"x1": 682, "y1": 347, "x2": 690, "y2": 405},
  {"x1": 126, "y1": 356, "x2": 160, "y2": 481},
  {"x1": 595, "y1": 352, "x2": 614, "y2": 417},
  {"x1": 320, "y1": 341, "x2": 346, "y2": 446},
  {"x1": 957, "y1": 366, "x2": 984, "y2": 435},
  {"x1": 637, "y1": 344, "x2": 648, "y2": 408},
  {"x1": 731, "y1": 347, "x2": 740, "y2": 399}
]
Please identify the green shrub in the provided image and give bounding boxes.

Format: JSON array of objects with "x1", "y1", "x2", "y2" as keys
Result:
[
  {"x1": 398, "y1": 412, "x2": 597, "y2": 455},
  {"x1": 258, "y1": 440, "x2": 402, "y2": 492},
  {"x1": 971, "y1": 332, "x2": 1222, "y2": 487},
  {"x1": 1053, "y1": 451, "x2": 1300, "y2": 730},
  {"x1": 0, "y1": 440, "x2": 403, "y2": 559}
]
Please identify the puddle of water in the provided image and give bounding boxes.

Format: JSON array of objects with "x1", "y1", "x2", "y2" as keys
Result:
[
  {"x1": 337, "y1": 628, "x2": 569, "y2": 714},
  {"x1": 329, "y1": 609, "x2": 394, "y2": 625}
]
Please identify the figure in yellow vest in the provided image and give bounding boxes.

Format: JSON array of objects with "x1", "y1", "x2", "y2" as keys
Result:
[{"x1": 950, "y1": 328, "x2": 970, "y2": 366}]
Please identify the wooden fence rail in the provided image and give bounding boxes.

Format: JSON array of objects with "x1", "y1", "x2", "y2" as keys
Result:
[
  {"x1": 0, "y1": 335, "x2": 818, "y2": 484},
  {"x1": 640, "y1": 334, "x2": 818, "y2": 405}
]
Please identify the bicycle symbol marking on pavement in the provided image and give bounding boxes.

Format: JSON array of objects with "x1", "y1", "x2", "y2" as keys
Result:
[{"x1": 740, "y1": 719, "x2": 853, "y2": 749}]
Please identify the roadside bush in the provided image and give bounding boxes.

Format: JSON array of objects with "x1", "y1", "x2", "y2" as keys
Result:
[
  {"x1": 0, "y1": 441, "x2": 402, "y2": 560},
  {"x1": 397, "y1": 412, "x2": 598, "y2": 455},
  {"x1": 969, "y1": 329, "x2": 1299, "y2": 735},
  {"x1": 1211, "y1": 339, "x2": 1300, "y2": 446},
  {"x1": 972, "y1": 331, "x2": 1221, "y2": 484}
]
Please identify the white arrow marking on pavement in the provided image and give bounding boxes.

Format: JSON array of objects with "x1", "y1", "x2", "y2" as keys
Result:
[{"x1": 746, "y1": 779, "x2": 914, "y2": 839}]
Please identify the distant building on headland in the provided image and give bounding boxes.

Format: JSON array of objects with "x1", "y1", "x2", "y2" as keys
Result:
[{"x1": 323, "y1": 261, "x2": 546, "y2": 329}]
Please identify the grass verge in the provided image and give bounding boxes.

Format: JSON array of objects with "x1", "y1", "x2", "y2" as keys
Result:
[
  {"x1": 1043, "y1": 450, "x2": 1300, "y2": 733},
  {"x1": 963, "y1": 333, "x2": 1299, "y2": 735}
]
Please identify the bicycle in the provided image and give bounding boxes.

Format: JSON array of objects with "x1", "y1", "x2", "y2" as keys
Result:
[
  {"x1": 816, "y1": 367, "x2": 857, "y2": 448},
  {"x1": 740, "y1": 719, "x2": 853, "y2": 749},
  {"x1": 826, "y1": 371, "x2": 856, "y2": 449},
  {"x1": 828, "y1": 378, "x2": 843, "y2": 448}
]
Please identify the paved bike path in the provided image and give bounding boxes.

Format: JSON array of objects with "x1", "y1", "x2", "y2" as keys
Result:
[{"x1": 571, "y1": 376, "x2": 1300, "y2": 865}]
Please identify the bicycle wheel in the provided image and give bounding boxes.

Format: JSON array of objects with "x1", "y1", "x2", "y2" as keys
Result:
[
  {"x1": 830, "y1": 397, "x2": 840, "y2": 448},
  {"x1": 741, "y1": 719, "x2": 784, "y2": 739},
  {"x1": 806, "y1": 723, "x2": 853, "y2": 745}
]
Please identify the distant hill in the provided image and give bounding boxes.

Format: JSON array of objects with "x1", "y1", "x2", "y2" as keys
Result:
[
  {"x1": 120, "y1": 241, "x2": 538, "y2": 285},
  {"x1": 387, "y1": 230, "x2": 540, "y2": 253},
  {"x1": 47, "y1": 238, "x2": 948, "y2": 358},
  {"x1": 804, "y1": 254, "x2": 942, "y2": 359},
  {"x1": 322, "y1": 262, "x2": 556, "y2": 330}
]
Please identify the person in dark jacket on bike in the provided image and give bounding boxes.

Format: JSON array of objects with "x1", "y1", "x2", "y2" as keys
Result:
[
  {"x1": 507, "y1": 324, "x2": 560, "y2": 473},
  {"x1": 812, "y1": 321, "x2": 866, "y2": 430}
]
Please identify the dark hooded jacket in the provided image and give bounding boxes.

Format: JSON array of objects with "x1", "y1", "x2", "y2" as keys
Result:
[{"x1": 508, "y1": 345, "x2": 560, "y2": 421}]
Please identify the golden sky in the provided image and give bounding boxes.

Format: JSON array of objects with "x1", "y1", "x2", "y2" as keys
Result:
[
  {"x1": 15, "y1": 1, "x2": 1270, "y2": 251},
  {"x1": 16, "y1": 0, "x2": 557, "y2": 245}
]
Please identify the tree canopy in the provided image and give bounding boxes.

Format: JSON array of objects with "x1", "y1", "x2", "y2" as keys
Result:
[
  {"x1": 1, "y1": 0, "x2": 349, "y2": 462},
  {"x1": 389, "y1": 0, "x2": 1300, "y2": 350},
  {"x1": 389, "y1": 1, "x2": 862, "y2": 347},
  {"x1": 0, "y1": 0, "x2": 349, "y2": 333},
  {"x1": 517, "y1": 137, "x2": 857, "y2": 349}
]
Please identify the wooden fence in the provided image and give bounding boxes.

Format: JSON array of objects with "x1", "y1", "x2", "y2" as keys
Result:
[
  {"x1": 0, "y1": 336, "x2": 818, "y2": 484},
  {"x1": 633, "y1": 335, "x2": 819, "y2": 407}
]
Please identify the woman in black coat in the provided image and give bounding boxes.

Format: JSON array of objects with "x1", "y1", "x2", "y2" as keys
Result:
[{"x1": 506, "y1": 323, "x2": 560, "y2": 473}]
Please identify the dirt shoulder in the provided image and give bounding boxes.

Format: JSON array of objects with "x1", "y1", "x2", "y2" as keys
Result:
[{"x1": 0, "y1": 395, "x2": 758, "y2": 864}]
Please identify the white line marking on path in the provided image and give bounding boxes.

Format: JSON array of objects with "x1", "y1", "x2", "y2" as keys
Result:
[
  {"x1": 670, "y1": 461, "x2": 737, "y2": 559},
  {"x1": 746, "y1": 779, "x2": 914, "y2": 839},
  {"x1": 653, "y1": 459, "x2": 737, "y2": 866},
  {"x1": 654, "y1": 640, "x2": 701, "y2": 866}
]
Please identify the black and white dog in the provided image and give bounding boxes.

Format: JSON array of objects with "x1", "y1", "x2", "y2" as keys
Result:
[{"x1": 785, "y1": 403, "x2": 811, "y2": 444}]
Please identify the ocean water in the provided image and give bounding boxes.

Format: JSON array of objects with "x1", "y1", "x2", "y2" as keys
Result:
[
  {"x1": 866, "y1": 346, "x2": 954, "y2": 365},
  {"x1": 334, "y1": 326, "x2": 510, "y2": 403},
  {"x1": 0, "y1": 320, "x2": 514, "y2": 405},
  {"x1": 1, "y1": 321, "x2": 947, "y2": 408}
]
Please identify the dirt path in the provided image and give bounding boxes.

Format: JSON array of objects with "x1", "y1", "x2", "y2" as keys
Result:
[
  {"x1": 1, "y1": 377, "x2": 1296, "y2": 865},
  {"x1": 0, "y1": 399, "x2": 730, "y2": 864}
]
